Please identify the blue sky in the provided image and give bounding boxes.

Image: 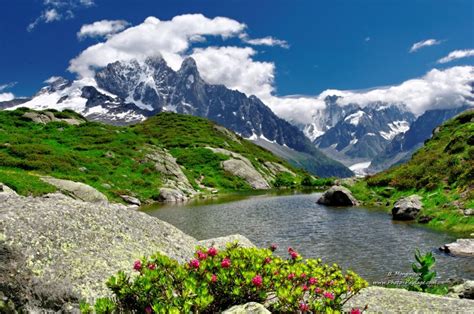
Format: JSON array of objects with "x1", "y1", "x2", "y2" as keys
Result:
[{"x1": 0, "y1": 0, "x2": 473, "y2": 99}]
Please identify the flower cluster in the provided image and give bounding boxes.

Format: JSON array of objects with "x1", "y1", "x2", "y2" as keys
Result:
[{"x1": 95, "y1": 242, "x2": 367, "y2": 313}]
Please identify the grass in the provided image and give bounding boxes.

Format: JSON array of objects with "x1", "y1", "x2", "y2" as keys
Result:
[
  {"x1": 0, "y1": 109, "x2": 310, "y2": 202},
  {"x1": 348, "y1": 110, "x2": 474, "y2": 235}
]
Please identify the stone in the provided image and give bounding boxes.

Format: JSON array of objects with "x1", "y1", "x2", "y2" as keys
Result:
[
  {"x1": 222, "y1": 302, "x2": 270, "y2": 314},
  {"x1": 343, "y1": 286, "x2": 474, "y2": 313},
  {"x1": 263, "y1": 161, "x2": 295, "y2": 177},
  {"x1": 316, "y1": 186, "x2": 359, "y2": 206},
  {"x1": 392, "y1": 195, "x2": 422, "y2": 220},
  {"x1": 463, "y1": 208, "x2": 474, "y2": 216},
  {"x1": 198, "y1": 234, "x2": 255, "y2": 251},
  {"x1": 418, "y1": 215, "x2": 433, "y2": 224},
  {"x1": 158, "y1": 187, "x2": 188, "y2": 202},
  {"x1": 439, "y1": 239, "x2": 474, "y2": 257},
  {"x1": 22, "y1": 111, "x2": 84, "y2": 125},
  {"x1": 40, "y1": 177, "x2": 108, "y2": 204},
  {"x1": 120, "y1": 195, "x2": 141, "y2": 206}
]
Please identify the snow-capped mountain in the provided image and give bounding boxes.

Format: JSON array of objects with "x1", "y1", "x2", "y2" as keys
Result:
[
  {"x1": 5, "y1": 56, "x2": 353, "y2": 178},
  {"x1": 313, "y1": 103, "x2": 415, "y2": 164}
]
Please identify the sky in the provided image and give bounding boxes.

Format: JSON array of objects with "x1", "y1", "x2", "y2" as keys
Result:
[{"x1": 0, "y1": 0, "x2": 473, "y2": 121}]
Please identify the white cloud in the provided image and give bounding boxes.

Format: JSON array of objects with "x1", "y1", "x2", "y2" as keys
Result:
[
  {"x1": 0, "y1": 82, "x2": 17, "y2": 92},
  {"x1": 69, "y1": 14, "x2": 247, "y2": 77},
  {"x1": 191, "y1": 46, "x2": 275, "y2": 99},
  {"x1": 409, "y1": 39, "x2": 441, "y2": 53},
  {"x1": 437, "y1": 49, "x2": 474, "y2": 64},
  {"x1": 28, "y1": 0, "x2": 94, "y2": 31},
  {"x1": 77, "y1": 20, "x2": 130, "y2": 39},
  {"x1": 0, "y1": 93, "x2": 15, "y2": 102},
  {"x1": 240, "y1": 34, "x2": 289, "y2": 48}
]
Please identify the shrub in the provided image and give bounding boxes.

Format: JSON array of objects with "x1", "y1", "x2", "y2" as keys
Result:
[{"x1": 91, "y1": 243, "x2": 367, "y2": 313}]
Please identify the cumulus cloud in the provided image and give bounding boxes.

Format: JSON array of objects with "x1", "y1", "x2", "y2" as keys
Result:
[
  {"x1": 77, "y1": 20, "x2": 130, "y2": 39},
  {"x1": 437, "y1": 49, "x2": 474, "y2": 63},
  {"x1": 409, "y1": 39, "x2": 441, "y2": 53},
  {"x1": 240, "y1": 34, "x2": 289, "y2": 48},
  {"x1": 69, "y1": 14, "x2": 247, "y2": 77},
  {"x1": 0, "y1": 93, "x2": 15, "y2": 102},
  {"x1": 28, "y1": 0, "x2": 95, "y2": 31}
]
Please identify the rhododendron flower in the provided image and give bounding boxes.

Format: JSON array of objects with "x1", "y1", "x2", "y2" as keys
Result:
[
  {"x1": 288, "y1": 247, "x2": 294, "y2": 253},
  {"x1": 211, "y1": 274, "x2": 217, "y2": 283},
  {"x1": 300, "y1": 273, "x2": 306, "y2": 278},
  {"x1": 207, "y1": 247, "x2": 218, "y2": 257},
  {"x1": 299, "y1": 302, "x2": 309, "y2": 312},
  {"x1": 148, "y1": 263, "x2": 156, "y2": 270},
  {"x1": 309, "y1": 277, "x2": 318, "y2": 285},
  {"x1": 351, "y1": 309, "x2": 361, "y2": 314},
  {"x1": 315, "y1": 287, "x2": 322, "y2": 294},
  {"x1": 221, "y1": 258, "x2": 231, "y2": 268},
  {"x1": 323, "y1": 292, "x2": 335, "y2": 300},
  {"x1": 133, "y1": 260, "x2": 142, "y2": 271},
  {"x1": 264, "y1": 257, "x2": 271, "y2": 264},
  {"x1": 302, "y1": 284, "x2": 309, "y2": 291},
  {"x1": 290, "y1": 251, "x2": 299, "y2": 259},
  {"x1": 252, "y1": 275, "x2": 263, "y2": 287},
  {"x1": 145, "y1": 306, "x2": 152, "y2": 314},
  {"x1": 287, "y1": 273, "x2": 296, "y2": 280},
  {"x1": 196, "y1": 250, "x2": 207, "y2": 260},
  {"x1": 189, "y1": 259, "x2": 200, "y2": 269},
  {"x1": 270, "y1": 243, "x2": 278, "y2": 251}
]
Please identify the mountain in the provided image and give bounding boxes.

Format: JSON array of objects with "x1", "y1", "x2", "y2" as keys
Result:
[
  {"x1": 350, "y1": 109, "x2": 474, "y2": 234},
  {"x1": 5, "y1": 57, "x2": 352, "y2": 178},
  {"x1": 313, "y1": 102, "x2": 415, "y2": 168},
  {"x1": 0, "y1": 108, "x2": 318, "y2": 202},
  {"x1": 369, "y1": 106, "x2": 470, "y2": 171}
]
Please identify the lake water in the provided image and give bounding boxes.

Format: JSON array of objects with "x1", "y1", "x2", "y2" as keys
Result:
[{"x1": 144, "y1": 192, "x2": 473, "y2": 283}]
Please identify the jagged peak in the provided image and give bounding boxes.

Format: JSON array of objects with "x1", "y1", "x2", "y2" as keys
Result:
[{"x1": 180, "y1": 57, "x2": 197, "y2": 70}]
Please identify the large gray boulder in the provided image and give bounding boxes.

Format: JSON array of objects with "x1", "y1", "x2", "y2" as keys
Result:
[
  {"x1": 40, "y1": 177, "x2": 108, "y2": 204},
  {"x1": 439, "y1": 239, "x2": 474, "y2": 257},
  {"x1": 22, "y1": 111, "x2": 84, "y2": 125},
  {"x1": 198, "y1": 234, "x2": 255, "y2": 251},
  {"x1": 222, "y1": 302, "x2": 270, "y2": 314},
  {"x1": 392, "y1": 195, "x2": 422, "y2": 220},
  {"x1": 158, "y1": 187, "x2": 189, "y2": 202},
  {"x1": 317, "y1": 186, "x2": 359, "y2": 206},
  {"x1": 448, "y1": 280, "x2": 474, "y2": 299}
]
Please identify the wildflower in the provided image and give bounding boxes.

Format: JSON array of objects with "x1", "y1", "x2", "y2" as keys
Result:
[
  {"x1": 221, "y1": 258, "x2": 231, "y2": 268},
  {"x1": 323, "y1": 291, "x2": 335, "y2": 300},
  {"x1": 288, "y1": 247, "x2": 294, "y2": 253},
  {"x1": 270, "y1": 243, "x2": 278, "y2": 251},
  {"x1": 133, "y1": 260, "x2": 142, "y2": 271},
  {"x1": 148, "y1": 263, "x2": 156, "y2": 270},
  {"x1": 145, "y1": 306, "x2": 153, "y2": 314},
  {"x1": 350, "y1": 309, "x2": 361, "y2": 314},
  {"x1": 300, "y1": 273, "x2": 306, "y2": 278},
  {"x1": 252, "y1": 275, "x2": 263, "y2": 287},
  {"x1": 299, "y1": 302, "x2": 309, "y2": 312},
  {"x1": 287, "y1": 273, "x2": 296, "y2": 280},
  {"x1": 309, "y1": 277, "x2": 317, "y2": 285},
  {"x1": 197, "y1": 250, "x2": 207, "y2": 260},
  {"x1": 302, "y1": 284, "x2": 309, "y2": 291},
  {"x1": 207, "y1": 247, "x2": 218, "y2": 257},
  {"x1": 264, "y1": 257, "x2": 272, "y2": 264},
  {"x1": 211, "y1": 274, "x2": 217, "y2": 283},
  {"x1": 189, "y1": 259, "x2": 200, "y2": 269},
  {"x1": 290, "y1": 251, "x2": 299, "y2": 259},
  {"x1": 315, "y1": 287, "x2": 322, "y2": 294}
]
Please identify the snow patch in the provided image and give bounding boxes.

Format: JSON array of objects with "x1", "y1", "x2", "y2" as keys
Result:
[
  {"x1": 379, "y1": 120, "x2": 410, "y2": 140},
  {"x1": 344, "y1": 111, "x2": 366, "y2": 126},
  {"x1": 349, "y1": 161, "x2": 372, "y2": 177}
]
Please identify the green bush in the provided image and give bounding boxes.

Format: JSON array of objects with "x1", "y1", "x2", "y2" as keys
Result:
[{"x1": 91, "y1": 244, "x2": 367, "y2": 313}]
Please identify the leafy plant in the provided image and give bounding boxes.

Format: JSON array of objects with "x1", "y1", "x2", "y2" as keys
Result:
[
  {"x1": 410, "y1": 249, "x2": 437, "y2": 292},
  {"x1": 87, "y1": 243, "x2": 367, "y2": 313}
]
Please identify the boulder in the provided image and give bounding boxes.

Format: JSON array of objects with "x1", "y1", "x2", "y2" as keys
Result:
[
  {"x1": 40, "y1": 177, "x2": 108, "y2": 204},
  {"x1": 158, "y1": 187, "x2": 188, "y2": 203},
  {"x1": 439, "y1": 239, "x2": 474, "y2": 257},
  {"x1": 391, "y1": 195, "x2": 422, "y2": 220},
  {"x1": 222, "y1": 302, "x2": 270, "y2": 314},
  {"x1": 316, "y1": 186, "x2": 359, "y2": 206},
  {"x1": 263, "y1": 161, "x2": 295, "y2": 177},
  {"x1": 198, "y1": 234, "x2": 255, "y2": 251},
  {"x1": 120, "y1": 195, "x2": 141, "y2": 206},
  {"x1": 0, "y1": 183, "x2": 17, "y2": 196},
  {"x1": 22, "y1": 111, "x2": 84, "y2": 125}
]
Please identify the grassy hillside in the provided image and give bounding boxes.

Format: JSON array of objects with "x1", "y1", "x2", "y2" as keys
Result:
[
  {"x1": 350, "y1": 109, "x2": 474, "y2": 234},
  {"x1": 0, "y1": 109, "x2": 324, "y2": 202}
]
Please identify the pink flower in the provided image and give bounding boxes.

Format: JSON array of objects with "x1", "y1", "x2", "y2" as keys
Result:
[
  {"x1": 288, "y1": 247, "x2": 294, "y2": 253},
  {"x1": 290, "y1": 251, "x2": 299, "y2": 259},
  {"x1": 287, "y1": 273, "x2": 296, "y2": 280},
  {"x1": 323, "y1": 292, "x2": 335, "y2": 300},
  {"x1": 189, "y1": 259, "x2": 200, "y2": 269},
  {"x1": 309, "y1": 277, "x2": 318, "y2": 285},
  {"x1": 252, "y1": 275, "x2": 263, "y2": 287},
  {"x1": 221, "y1": 258, "x2": 231, "y2": 268},
  {"x1": 350, "y1": 309, "x2": 361, "y2": 314},
  {"x1": 207, "y1": 247, "x2": 218, "y2": 257},
  {"x1": 133, "y1": 260, "x2": 142, "y2": 271},
  {"x1": 315, "y1": 287, "x2": 322, "y2": 294},
  {"x1": 270, "y1": 244, "x2": 278, "y2": 251},
  {"x1": 264, "y1": 257, "x2": 272, "y2": 264},
  {"x1": 299, "y1": 302, "x2": 309, "y2": 312},
  {"x1": 196, "y1": 250, "x2": 207, "y2": 260},
  {"x1": 302, "y1": 284, "x2": 309, "y2": 291},
  {"x1": 145, "y1": 306, "x2": 153, "y2": 314},
  {"x1": 148, "y1": 263, "x2": 156, "y2": 270},
  {"x1": 300, "y1": 273, "x2": 306, "y2": 278},
  {"x1": 274, "y1": 271, "x2": 279, "y2": 275},
  {"x1": 211, "y1": 274, "x2": 217, "y2": 283}
]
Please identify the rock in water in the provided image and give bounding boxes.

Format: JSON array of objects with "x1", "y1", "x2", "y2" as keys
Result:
[
  {"x1": 317, "y1": 186, "x2": 359, "y2": 206},
  {"x1": 439, "y1": 239, "x2": 474, "y2": 257},
  {"x1": 392, "y1": 195, "x2": 422, "y2": 220}
]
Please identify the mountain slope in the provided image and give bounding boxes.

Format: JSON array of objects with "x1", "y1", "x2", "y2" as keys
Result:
[
  {"x1": 350, "y1": 109, "x2": 474, "y2": 234},
  {"x1": 0, "y1": 109, "x2": 315, "y2": 202},
  {"x1": 6, "y1": 57, "x2": 352, "y2": 177}
]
